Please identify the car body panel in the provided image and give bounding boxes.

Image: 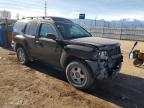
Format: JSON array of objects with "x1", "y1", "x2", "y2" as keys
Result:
[{"x1": 13, "y1": 17, "x2": 123, "y2": 80}]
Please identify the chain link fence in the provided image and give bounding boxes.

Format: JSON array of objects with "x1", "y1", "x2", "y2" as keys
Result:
[
  {"x1": 74, "y1": 19, "x2": 144, "y2": 41},
  {"x1": 89, "y1": 27, "x2": 144, "y2": 41}
]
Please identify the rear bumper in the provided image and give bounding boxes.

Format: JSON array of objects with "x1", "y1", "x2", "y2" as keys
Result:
[{"x1": 85, "y1": 55, "x2": 123, "y2": 80}]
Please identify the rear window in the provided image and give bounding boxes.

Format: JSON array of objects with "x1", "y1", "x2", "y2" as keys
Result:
[{"x1": 13, "y1": 21, "x2": 26, "y2": 33}]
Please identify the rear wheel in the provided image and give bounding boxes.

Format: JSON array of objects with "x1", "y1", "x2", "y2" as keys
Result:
[
  {"x1": 16, "y1": 47, "x2": 28, "y2": 64},
  {"x1": 66, "y1": 61, "x2": 94, "y2": 89}
]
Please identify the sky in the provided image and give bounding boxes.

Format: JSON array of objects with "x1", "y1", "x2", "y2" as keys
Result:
[{"x1": 0, "y1": 0, "x2": 144, "y2": 20}]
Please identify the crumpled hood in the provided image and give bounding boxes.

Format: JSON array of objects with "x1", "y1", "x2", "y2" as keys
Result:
[{"x1": 70, "y1": 37, "x2": 120, "y2": 47}]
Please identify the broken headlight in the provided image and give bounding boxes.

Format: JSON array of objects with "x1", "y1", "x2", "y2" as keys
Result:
[
  {"x1": 92, "y1": 50, "x2": 99, "y2": 60},
  {"x1": 99, "y1": 51, "x2": 108, "y2": 60}
]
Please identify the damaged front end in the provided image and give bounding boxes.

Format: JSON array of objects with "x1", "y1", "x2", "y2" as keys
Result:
[
  {"x1": 96, "y1": 54, "x2": 123, "y2": 79},
  {"x1": 86, "y1": 45, "x2": 123, "y2": 80}
]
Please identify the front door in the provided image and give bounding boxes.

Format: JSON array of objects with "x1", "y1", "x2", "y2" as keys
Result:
[{"x1": 35, "y1": 23, "x2": 62, "y2": 67}]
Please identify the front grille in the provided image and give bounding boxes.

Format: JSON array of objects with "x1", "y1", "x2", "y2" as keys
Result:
[{"x1": 108, "y1": 46, "x2": 121, "y2": 56}]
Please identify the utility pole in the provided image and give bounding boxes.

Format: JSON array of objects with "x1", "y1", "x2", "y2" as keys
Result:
[
  {"x1": 120, "y1": 19, "x2": 124, "y2": 40},
  {"x1": 102, "y1": 20, "x2": 105, "y2": 37},
  {"x1": 95, "y1": 16, "x2": 97, "y2": 28},
  {"x1": 44, "y1": 0, "x2": 47, "y2": 17}
]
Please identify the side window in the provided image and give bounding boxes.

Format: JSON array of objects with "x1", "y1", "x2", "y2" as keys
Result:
[
  {"x1": 25, "y1": 23, "x2": 30, "y2": 34},
  {"x1": 25, "y1": 21, "x2": 38, "y2": 35},
  {"x1": 39, "y1": 23, "x2": 56, "y2": 37},
  {"x1": 13, "y1": 21, "x2": 26, "y2": 33}
]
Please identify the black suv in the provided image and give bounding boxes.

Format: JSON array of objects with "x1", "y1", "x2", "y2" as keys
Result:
[{"x1": 13, "y1": 17, "x2": 123, "y2": 89}]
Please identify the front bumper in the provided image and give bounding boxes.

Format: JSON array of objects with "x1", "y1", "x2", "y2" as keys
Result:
[{"x1": 85, "y1": 55, "x2": 123, "y2": 80}]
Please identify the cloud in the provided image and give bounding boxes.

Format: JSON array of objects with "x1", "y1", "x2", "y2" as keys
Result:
[
  {"x1": 0, "y1": 8, "x2": 74, "y2": 19},
  {"x1": 0, "y1": 0, "x2": 144, "y2": 20}
]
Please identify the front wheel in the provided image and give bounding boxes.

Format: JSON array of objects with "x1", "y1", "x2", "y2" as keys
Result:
[{"x1": 66, "y1": 61, "x2": 94, "y2": 89}]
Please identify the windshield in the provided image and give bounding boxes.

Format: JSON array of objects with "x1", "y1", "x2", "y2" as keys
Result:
[{"x1": 55, "y1": 22, "x2": 92, "y2": 39}]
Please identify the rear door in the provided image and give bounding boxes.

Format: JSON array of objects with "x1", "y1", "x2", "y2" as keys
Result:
[{"x1": 24, "y1": 21, "x2": 40, "y2": 58}]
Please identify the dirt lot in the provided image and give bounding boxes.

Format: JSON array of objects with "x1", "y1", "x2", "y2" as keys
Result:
[{"x1": 0, "y1": 40, "x2": 144, "y2": 108}]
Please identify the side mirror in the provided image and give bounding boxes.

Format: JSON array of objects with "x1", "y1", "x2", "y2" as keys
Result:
[{"x1": 46, "y1": 33, "x2": 56, "y2": 40}]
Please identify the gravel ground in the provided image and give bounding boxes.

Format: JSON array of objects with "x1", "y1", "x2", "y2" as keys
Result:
[{"x1": 0, "y1": 40, "x2": 144, "y2": 108}]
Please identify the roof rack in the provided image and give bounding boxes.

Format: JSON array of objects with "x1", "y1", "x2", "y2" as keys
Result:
[
  {"x1": 21, "y1": 16, "x2": 73, "y2": 23},
  {"x1": 22, "y1": 16, "x2": 51, "y2": 20}
]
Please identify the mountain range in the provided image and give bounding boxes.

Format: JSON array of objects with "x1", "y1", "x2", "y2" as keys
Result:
[{"x1": 71, "y1": 19, "x2": 144, "y2": 29}]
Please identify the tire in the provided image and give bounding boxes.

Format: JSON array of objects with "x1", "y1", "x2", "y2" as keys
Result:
[
  {"x1": 16, "y1": 47, "x2": 28, "y2": 65},
  {"x1": 133, "y1": 59, "x2": 143, "y2": 67},
  {"x1": 66, "y1": 61, "x2": 94, "y2": 89}
]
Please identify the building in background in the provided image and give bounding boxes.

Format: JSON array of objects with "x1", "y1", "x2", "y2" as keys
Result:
[{"x1": 0, "y1": 10, "x2": 11, "y2": 19}]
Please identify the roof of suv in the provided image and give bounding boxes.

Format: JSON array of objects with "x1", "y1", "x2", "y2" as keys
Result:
[{"x1": 22, "y1": 16, "x2": 73, "y2": 23}]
